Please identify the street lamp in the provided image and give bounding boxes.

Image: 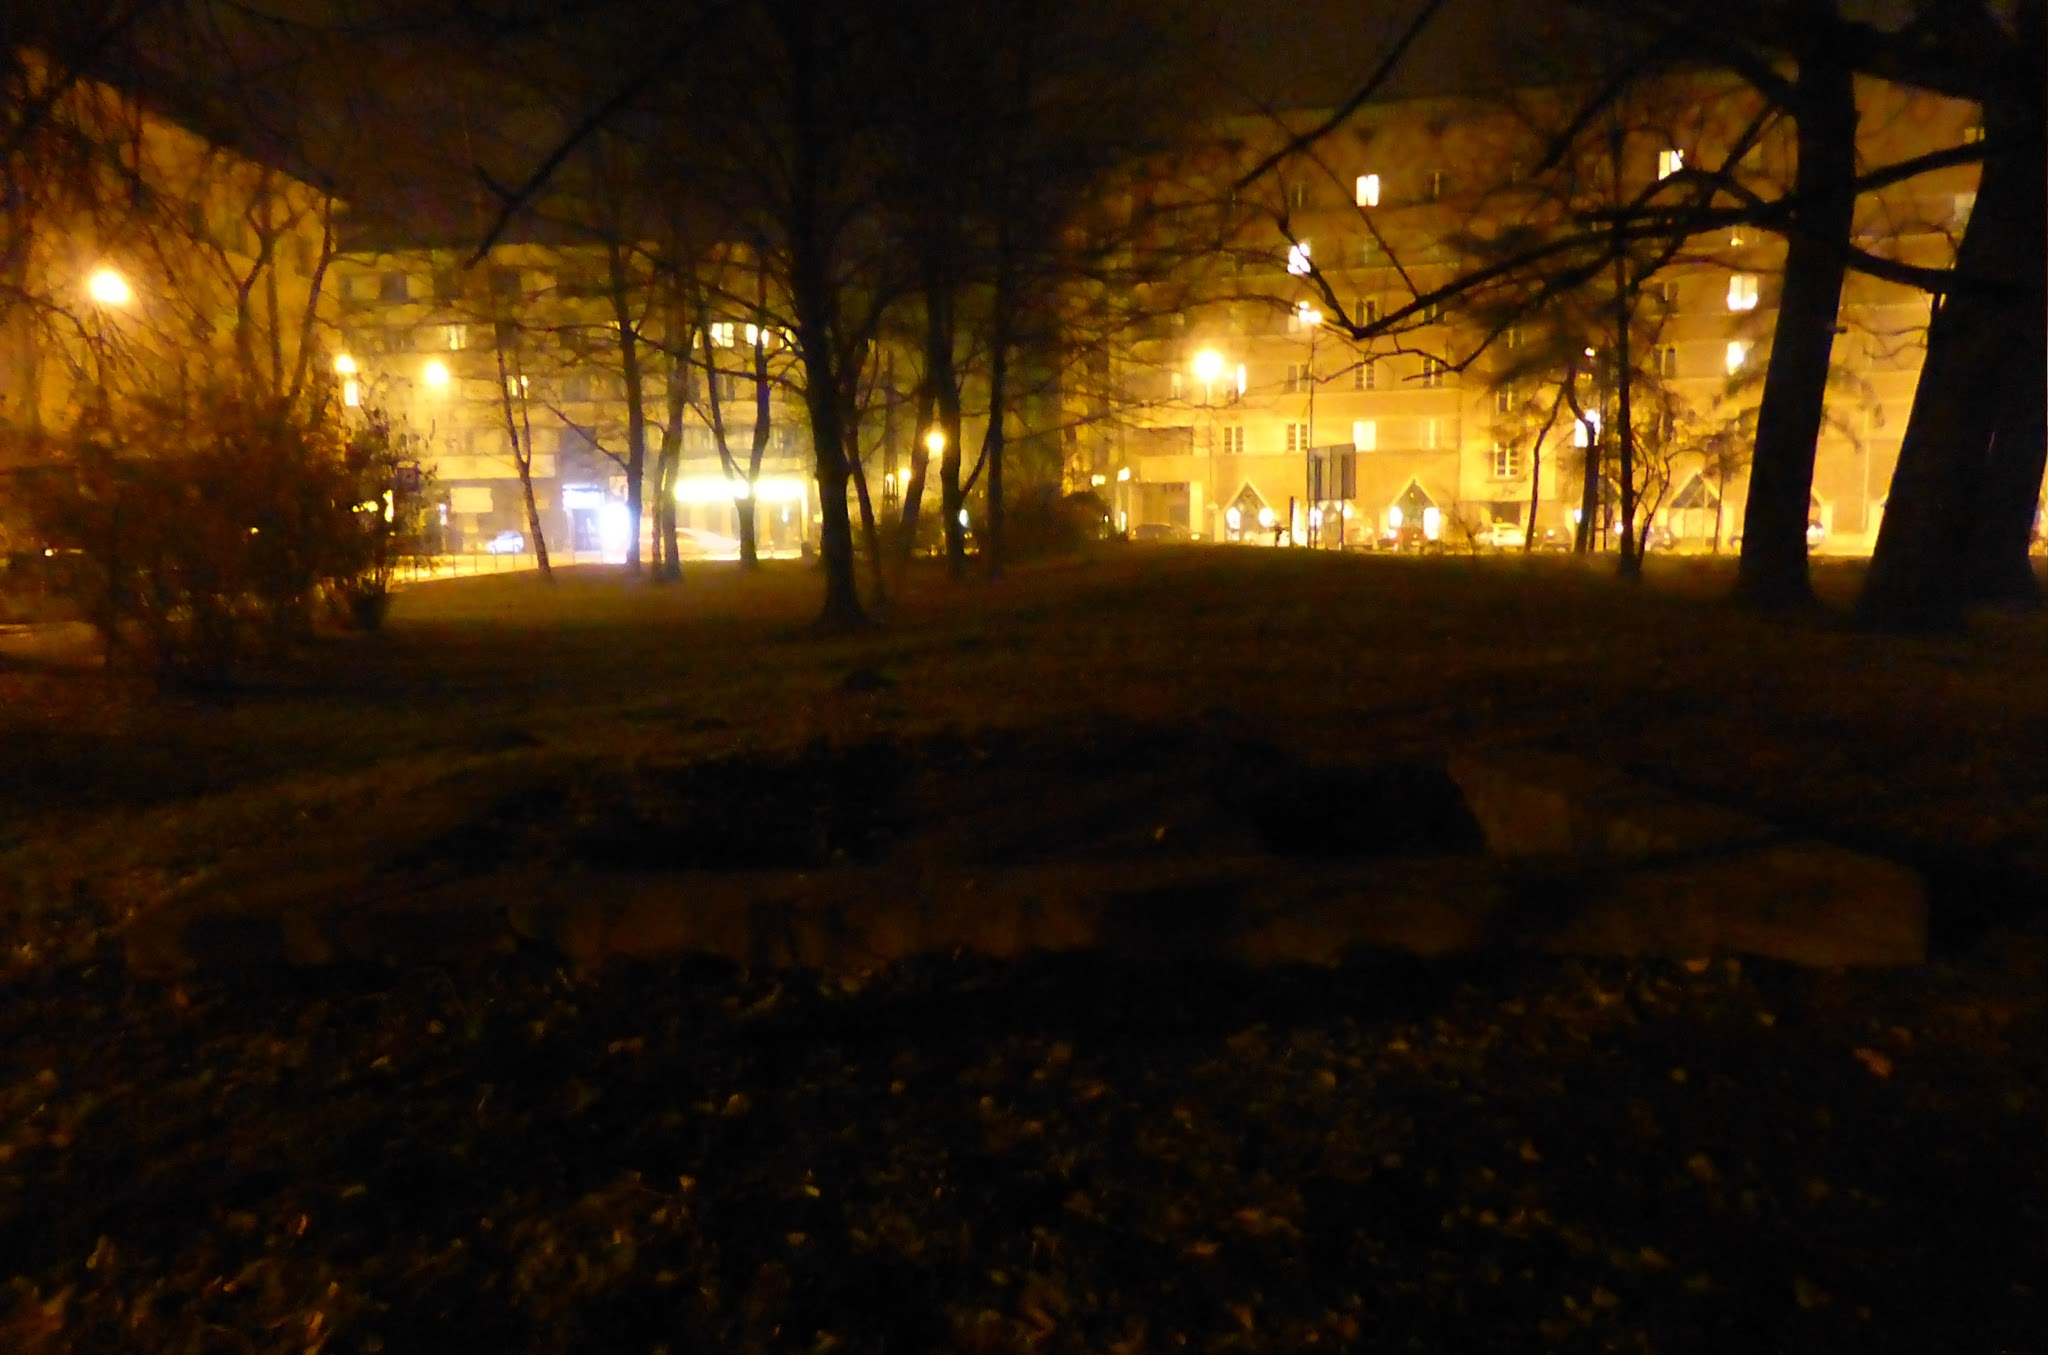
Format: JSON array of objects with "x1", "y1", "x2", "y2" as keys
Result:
[
  {"x1": 86, "y1": 267, "x2": 132, "y2": 307},
  {"x1": 925, "y1": 427, "x2": 946, "y2": 460},
  {"x1": 422, "y1": 359, "x2": 451, "y2": 389},
  {"x1": 1192, "y1": 348, "x2": 1225, "y2": 404}
]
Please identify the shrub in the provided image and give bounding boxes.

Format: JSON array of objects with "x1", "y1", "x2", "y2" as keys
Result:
[{"x1": 24, "y1": 385, "x2": 426, "y2": 686}]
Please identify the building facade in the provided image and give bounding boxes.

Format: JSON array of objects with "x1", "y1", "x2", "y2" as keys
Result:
[{"x1": 1087, "y1": 75, "x2": 1992, "y2": 552}]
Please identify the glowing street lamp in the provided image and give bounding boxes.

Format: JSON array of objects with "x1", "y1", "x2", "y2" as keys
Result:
[
  {"x1": 333, "y1": 353, "x2": 358, "y2": 376},
  {"x1": 86, "y1": 267, "x2": 132, "y2": 307},
  {"x1": 422, "y1": 359, "x2": 451, "y2": 389},
  {"x1": 925, "y1": 427, "x2": 946, "y2": 460},
  {"x1": 1192, "y1": 348, "x2": 1225, "y2": 403}
]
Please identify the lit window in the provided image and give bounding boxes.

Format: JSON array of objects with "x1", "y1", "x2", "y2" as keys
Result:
[
  {"x1": 342, "y1": 379, "x2": 361, "y2": 408},
  {"x1": 1169, "y1": 372, "x2": 1182, "y2": 399},
  {"x1": 1657, "y1": 148, "x2": 1685, "y2": 179},
  {"x1": 1727, "y1": 274, "x2": 1759, "y2": 311},
  {"x1": 710, "y1": 321, "x2": 736, "y2": 347},
  {"x1": 1427, "y1": 170, "x2": 1444, "y2": 201},
  {"x1": 1286, "y1": 241, "x2": 1312, "y2": 275},
  {"x1": 445, "y1": 323, "x2": 468, "y2": 350},
  {"x1": 1491, "y1": 442, "x2": 1524, "y2": 478},
  {"x1": 1420, "y1": 356, "x2": 1446, "y2": 388},
  {"x1": 1286, "y1": 362, "x2": 1305, "y2": 393},
  {"x1": 1286, "y1": 422, "x2": 1309, "y2": 453},
  {"x1": 1356, "y1": 174, "x2": 1380, "y2": 207},
  {"x1": 1495, "y1": 387, "x2": 1513, "y2": 415},
  {"x1": 1574, "y1": 410, "x2": 1601, "y2": 447},
  {"x1": 1355, "y1": 358, "x2": 1375, "y2": 391},
  {"x1": 1220, "y1": 426, "x2": 1245, "y2": 455},
  {"x1": 1962, "y1": 122, "x2": 1985, "y2": 144},
  {"x1": 1953, "y1": 192, "x2": 1976, "y2": 226},
  {"x1": 1726, "y1": 340, "x2": 1751, "y2": 373},
  {"x1": 1729, "y1": 228, "x2": 1746, "y2": 248},
  {"x1": 1657, "y1": 345, "x2": 1678, "y2": 378},
  {"x1": 1235, "y1": 364, "x2": 1247, "y2": 396},
  {"x1": 1422, "y1": 299, "x2": 1444, "y2": 324},
  {"x1": 1355, "y1": 297, "x2": 1379, "y2": 326},
  {"x1": 1424, "y1": 417, "x2": 1441, "y2": 448},
  {"x1": 1353, "y1": 419, "x2": 1377, "y2": 451}
]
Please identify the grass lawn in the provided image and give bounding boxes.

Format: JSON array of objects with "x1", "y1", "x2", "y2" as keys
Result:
[{"x1": 0, "y1": 547, "x2": 2042, "y2": 1351}]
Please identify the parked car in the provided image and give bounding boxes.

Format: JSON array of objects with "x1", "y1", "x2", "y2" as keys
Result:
[
  {"x1": 1483, "y1": 521, "x2": 1527, "y2": 551},
  {"x1": 1378, "y1": 521, "x2": 1444, "y2": 554},
  {"x1": 484, "y1": 530, "x2": 526, "y2": 555},
  {"x1": 676, "y1": 528, "x2": 743, "y2": 559},
  {"x1": 1133, "y1": 522, "x2": 1190, "y2": 542}
]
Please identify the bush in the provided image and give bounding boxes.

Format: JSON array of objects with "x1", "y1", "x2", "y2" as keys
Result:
[{"x1": 23, "y1": 385, "x2": 424, "y2": 686}]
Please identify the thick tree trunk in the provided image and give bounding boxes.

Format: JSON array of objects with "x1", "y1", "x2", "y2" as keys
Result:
[
  {"x1": 1734, "y1": 19, "x2": 1854, "y2": 610},
  {"x1": 1963, "y1": 93, "x2": 2047, "y2": 610},
  {"x1": 1860, "y1": 81, "x2": 2040, "y2": 629}
]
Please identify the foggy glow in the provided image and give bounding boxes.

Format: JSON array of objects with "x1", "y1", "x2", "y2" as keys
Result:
[
  {"x1": 87, "y1": 268, "x2": 131, "y2": 306},
  {"x1": 673, "y1": 475, "x2": 808, "y2": 505}
]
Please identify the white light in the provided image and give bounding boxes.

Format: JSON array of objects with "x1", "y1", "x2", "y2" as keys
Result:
[
  {"x1": 1090, "y1": 473, "x2": 1107, "y2": 487},
  {"x1": 884, "y1": 472, "x2": 897, "y2": 488},
  {"x1": 745, "y1": 323, "x2": 761, "y2": 346},
  {"x1": 1726, "y1": 339, "x2": 1751, "y2": 373},
  {"x1": 333, "y1": 353, "x2": 358, "y2": 376},
  {"x1": 673, "y1": 474, "x2": 808, "y2": 505},
  {"x1": 1257, "y1": 506, "x2": 1276, "y2": 529},
  {"x1": 382, "y1": 489, "x2": 395, "y2": 523},
  {"x1": 958, "y1": 508, "x2": 969, "y2": 528},
  {"x1": 1297, "y1": 301, "x2": 1322, "y2": 328},
  {"x1": 86, "y1": 267, "x2": 131, "y2": 306},
  {"x1": 1116, "y1": 467, "x2": 1131, "y2": 482},
  {"x1": 1423, "y1": 506, "x2": 1442, "y2": 540},
  {"x1": 1226, "y1": 506, "x2": 1242, "y2": 531},
  {"x1": 1352, "y1": 419, "x2": 1376, "y2": 452},
  {"x1": 925, "y1": 427, "x2": 946, "y2": 458},
  {"x1": 599, "y1": 502, "x2": 633, "y2": 563},
  {"x1": 1309, "y1": 506, "x2": 1323, "y2": 529},
  {"x1": 1341, "y1": 503, "x2": 1353, "y2": 519},
  {"x1": 1286, "y1": 241, "x2": 1311, "y2": 275},
  {"x1": 1658, "y1": 148, "x2": 1685, "y2": 180},
  {"x1": 1572, "y1": 508, "x2": 1585, "y2": 525},
  {"x1": 343, "y1": 379, "x2": 361, "y2": 409},
  {"x1": 1356, "y1": 174, "x2": 1380, "y2": 207},
  {"x1": 423, "y1": 359, "x2": 451, "y2": 387},
  {"x1": 1388, "y1": 506, "x2": 1404, "y2": 529},
  {"x1": 1727, "y1": 274, "x2": 1759, "y2": 312},
  {"x1": 1235, "y1": 364, "x2": 1247, "y2": 395},
  {"x1": 1584, "y1": 347, "x2": 1597, "y2": 358}
]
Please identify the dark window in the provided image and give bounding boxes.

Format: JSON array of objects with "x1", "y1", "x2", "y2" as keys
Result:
[{"x1": 379, "y1": 271, "x2": 409, "y2": 303}]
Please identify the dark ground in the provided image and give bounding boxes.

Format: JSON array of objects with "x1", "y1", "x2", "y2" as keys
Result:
[{"x1": 0, "y1": 549, "x2": 2042, "y2": 1353}]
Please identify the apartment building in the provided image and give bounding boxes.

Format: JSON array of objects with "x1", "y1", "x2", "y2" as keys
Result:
[
  {"x1": 327, "y1": 239, "x2": 815, "y2": 561},
  {"x1": 1093, "y1": 75, "x2": 1987, "y2": 551},
  {"x1": 0, "y1": 56, "x2": 337, "y2": 437}
]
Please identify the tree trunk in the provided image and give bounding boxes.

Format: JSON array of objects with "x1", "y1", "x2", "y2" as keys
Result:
[
  {"x1": 1860, "y1": 78, "x2": 2040, "y2": 629},
  {"x1": 1963, "y1": 88, "x2": 2047, "y2": 610},
  {"x1": 928, "y1": 295, "x2": 967, "y2": 578},
  {"x1": 1734, "y1": 19, "x2": 1855, "y2": 610},
  {"x1": 898, "y1": 385, "x2": 935, "y2": 559},
  {"x1": 607, "y1": 241, "x2": 647, "y2": 574},
  {"x1": 735, "y1": 494, "x2": 758, "y2": 568},
  {"x1": 495, "y1": 343, "x2": 551, "y2": 581},
  {"x1": 1612, "y1": 252, "x2": 1641, "y2": 579}
]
